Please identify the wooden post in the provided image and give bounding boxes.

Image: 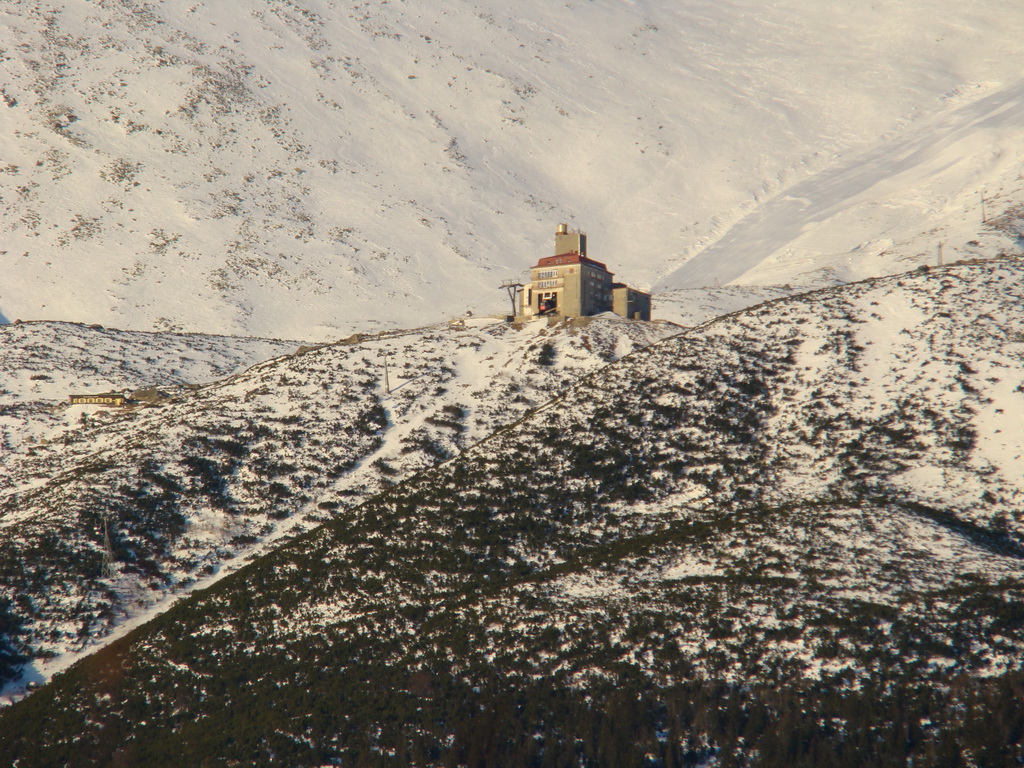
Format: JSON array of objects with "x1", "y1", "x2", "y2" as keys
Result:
[{"x1": 102, "y1": 517, "x2": 115, "y2": 578}]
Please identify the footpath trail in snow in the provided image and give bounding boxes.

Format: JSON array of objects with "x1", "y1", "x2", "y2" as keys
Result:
[{"x1": 656, "y1": 79, "x2": 1024, "y2": 290}]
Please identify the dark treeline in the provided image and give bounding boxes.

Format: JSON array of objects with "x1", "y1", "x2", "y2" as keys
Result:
[{"x1": 3, "y1": 659, "x2": 1024, "y2": 767}]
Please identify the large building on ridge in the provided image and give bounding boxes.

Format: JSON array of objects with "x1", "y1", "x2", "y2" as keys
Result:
[{"x1": 518, "y1": 224, "x2": 651, "y2": 321}]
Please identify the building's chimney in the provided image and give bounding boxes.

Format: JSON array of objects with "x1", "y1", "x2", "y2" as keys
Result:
[{"x1": 557, "y1": 223, "x2": 569, "y2": 235}]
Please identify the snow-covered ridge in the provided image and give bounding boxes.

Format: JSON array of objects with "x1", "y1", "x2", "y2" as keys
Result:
[
  {"x1": 0, "y1": 313, "x2": 673, "y2": 699},
  {"x1": 0, "y1": 258, "x2": 1022, "y2": 764},
  {"x1": 1, "y1": 258, "x2": 1022, "y2": 767},
  {"x1": 273, "y1": 255, "x2": 1024, "y2": 684}
]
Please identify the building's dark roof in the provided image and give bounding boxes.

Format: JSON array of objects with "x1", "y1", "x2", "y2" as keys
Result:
[{"x1": 534, "y1": 253, "x2": 611, "y2": 271}]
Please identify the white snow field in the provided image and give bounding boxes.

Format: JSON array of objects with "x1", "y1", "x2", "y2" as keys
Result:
[
  {"x1": 657, "y1": 77, "x2": 1024, "y2": 291},
  {"x1": 2, "y1": 0, "x2": 1024, "y2": 338}
]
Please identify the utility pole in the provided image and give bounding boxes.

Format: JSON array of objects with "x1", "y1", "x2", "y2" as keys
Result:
[
  {"x1": 937, "y1": 241, "x2": 944, "y2": 267},
  {"x1": 980, "y1": 191, "x2": 987, "y2": 224},
  {"x1": 102, "y1": 516, "x2": 116, "y2": 578},
  {"x1": 381, "y1": 351, "x2": 391, "y2": 394}
]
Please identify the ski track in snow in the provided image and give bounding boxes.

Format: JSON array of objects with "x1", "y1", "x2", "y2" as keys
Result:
[{"x1": 657, "y1": 79, "x2": 1024, "y2": 290}]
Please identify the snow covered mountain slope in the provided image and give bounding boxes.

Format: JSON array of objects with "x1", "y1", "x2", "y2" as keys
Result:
[
  {"x1": 0, "y1": 314, "x2": 672, "y2": 696},
  {"x1": 1, "y1": 258, "x2": 1021, "y2": 766},
  {"x1": 0, "y1": 320, "x2": 298, "y2": 454},
  {"x1": 3, "y1": 0, "x2": 1024, "y2": 337},
  {"x1": 656, "y1": 77, "x2": 1024, "y2": 291}
]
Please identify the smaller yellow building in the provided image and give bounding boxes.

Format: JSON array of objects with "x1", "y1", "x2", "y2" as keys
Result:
[{"x1": 68, "y1": 392, "x2": 128, "y2": 406}]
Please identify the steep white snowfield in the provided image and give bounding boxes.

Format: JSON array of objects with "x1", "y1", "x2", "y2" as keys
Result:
[
  {"x1": 2, "y1": 0, "x2": 1024, "y2": 338},
  {"x1": 657, "y1": 77, "x2": 1024, "y2": 291}
]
